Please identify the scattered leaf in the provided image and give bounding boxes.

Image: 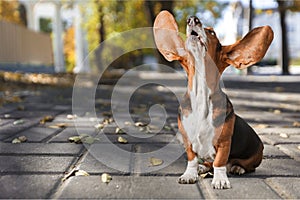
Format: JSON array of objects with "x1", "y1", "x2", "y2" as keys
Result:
[
  {"x1": 68, "y1": 136, "x2": 82, "y2": 143},
  {"x1": 149, "y1": 157, "x2": 163, "y2": 166},
  {"x1": 75, "y1": 170, "x2": 90, "y2": 177},
  {"x1": 95, "y1": 123, "x2": 104, "y2": 130},
  {"x1": 62, "y1": 168, "x2": 90, "y2": 181},
  {"x1": 101, "y1": 173, "x2": 112, "y2": 183},
  {"x1": 163, "y1": 125, "x2": 172, "y2": 131},
  {"x1": 68, "y1": 134, "x2": 98, "y2": 144},
  {"x1": 108, "y1": 118, "x2": 114, "y2": 123},
  {"x1": 124, "y1": 121, "x2": 131, "y2": 126},
  {"x1": 274, "y1": 87, "x2": 285, "y2": 93},
  {"x1": 13, "y1": 119, "x2": 24, "y2": 125},
  {"x1": 81, "y1": 136, "x2": 99, "y2": 144},
  {"x1": 115, "y1": 127, "x2": 124, "y2": 134},
  {"x1": 12, "y1": 136, "x2": 27, "y2": 143},
  {"x1": 12, "y1": 138, "x2": 21, "y2": 144},
  {"x1": 298, "y1": 145, "x2": 300, "y2": 151},
  {"x1": 117, "y1": 136, "x2": 128, "y2": 144},
  {"x1": 51, "y1": 123, "x2": 68, "y2": 129},
  {"x1": 279, "y1": 133, "x2": 289, "y2": 138},
  {"x1": 17, "y1": 105, "x2": 25, "y2": 111},
  {"x1": 253, "y1": 124, "x2": 269, "y2": 129},
  {"x1": 67, "y1": 114, "x2": 77, "y2": 120},
  {"x1": 40, "y1": 115, "x2": 54, "y2": 124},
  {"x1": 293, "y1": 121, "x2": 300, "y2": 127},
  {"x1": 200, "y1": 172, "x2": 214, "y2": 179},
  {"x1": 135, "y1": 122, "x2": 147, "y2": 127},
  {"x1": 273, "y1": 109, "x2": 281, "y2": 114}
]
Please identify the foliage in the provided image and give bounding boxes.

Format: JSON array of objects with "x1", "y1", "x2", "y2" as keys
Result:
[
  {"x1": 64, "y1": 26, "x2": 76, "y2": 72},
  {"x1": 0, "y1": 0, "x2": 23, "y2": 25},
  {"x1": 40, "y1": 18, "x2": 52, "y2": 33}
]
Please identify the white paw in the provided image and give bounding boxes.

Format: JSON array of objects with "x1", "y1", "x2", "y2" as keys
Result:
[
  {"x1": 211, "y1": 166, "x2": 231, "y2": 189},
  {"x1": 178, "y1": 171, "x2": 198, "y2": 184},
  {"x1": 178, "y1": 157, "x2": 198, "y2": 184}
]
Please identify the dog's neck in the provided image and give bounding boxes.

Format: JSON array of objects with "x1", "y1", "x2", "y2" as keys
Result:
[{"x1": 185, "y1": 37, "x2": 222, "y2": 97}]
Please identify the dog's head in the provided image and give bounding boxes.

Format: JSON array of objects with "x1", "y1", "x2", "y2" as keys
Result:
[{"x1": 153, "y1": 11, "x2": 273, "y2": 74}]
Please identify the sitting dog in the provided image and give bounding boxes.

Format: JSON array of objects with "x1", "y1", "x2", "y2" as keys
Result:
[{"x1": 153, "y1": 11, "x2": 273, "y2": 189}]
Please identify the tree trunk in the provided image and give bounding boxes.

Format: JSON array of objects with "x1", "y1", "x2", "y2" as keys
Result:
[
  {"x1": 95, "y1": 1, "x2": 105, "y2": 73},
  {"x1": 278, "y1": 0, "x2": 290, "y2": 75},
  {"x1": 145, "y1": 1, "x2": 176, "y2": 71}
]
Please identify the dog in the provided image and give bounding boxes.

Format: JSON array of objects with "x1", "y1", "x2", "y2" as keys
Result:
[{"x1": 153, "y1": 11, "x2": 273, "y2": 189}]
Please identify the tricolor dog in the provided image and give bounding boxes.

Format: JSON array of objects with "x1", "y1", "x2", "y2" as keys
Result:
[{"x1": 153, "y1": 11, "x2": 273, "y2": 189}]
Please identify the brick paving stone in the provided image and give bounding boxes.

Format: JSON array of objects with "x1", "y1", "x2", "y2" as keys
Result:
[
  {"x1": 99, "y1": 133, "x2": 178, "y2": 144},
  {"x1": 79, "y1": 144, "x2": 133, "y2": 174},
  {"x1": 260, "y1": 134, "x2": 300, "y2": 145},
  {"x1": 4, "y1": 126, "x2": 60, "y2": 142},
  {"x1": 265, "y1": 177, "x2": 300, "y2": 199},
  {"x1": 0, "y1": 119, "x2": 39, "y2": 140},
  {"x1": 255, "y1": 127, "x2": 300, "y2": 135},
  {"x1": 133, "y1": 143, "x2": 186, "y2": 174},
  {"x1": 0, "y1": 143, "x2": 83, "y2": 156},
  {"x1": 276, "y1": 144, "x2": 300, "y2": 161},
  {"x1": 57, "y1": 176, "x2": 203, "y2": 199},
  {"x1": 249, "y1": 158, "x2": 300, "y2": 177},
  {"x1": 200, "y1": 178, "x2": 280, "y2": 199},
  {"x1": 0, "y1": 174, "x2": 62, "y2": 199},
  {"x1": 263, "y1": 144, "x2": 290, "y2": 158},
  {"x1": 0, "y1": 119, "x2": 13, "y2": 126},
  {"x1": 0, "y1": 156, "x2": 74, "y2": 173}
]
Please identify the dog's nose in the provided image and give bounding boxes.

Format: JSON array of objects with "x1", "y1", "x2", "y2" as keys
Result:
[{"x1": 187, "y1": 16, "x2": 202, "y2": 26}]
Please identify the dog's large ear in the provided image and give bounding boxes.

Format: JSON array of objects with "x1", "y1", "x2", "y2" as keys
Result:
[
  {"x1": 222, "y1": 26, "x2": 274, "y2": 69},
  {"x1": 153, "y1": 11, "x2": 186, "y2": 62}
]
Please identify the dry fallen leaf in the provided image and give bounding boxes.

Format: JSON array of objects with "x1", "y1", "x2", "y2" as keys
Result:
[
  {"x1": 149, "y1": 157, "x2": 163, "y2": 166},
  {"x1": 117, "y1": 136, "x2": 128, "y2": 144},
  {"x1": 75, "y1": 169, "x2": 90, "y2": 177},
  {"x1": 274, "y1": 87, "x2": 285, "y2": 93},
  {"x1": 279, "y1": 133, "x2": 289, "y2": 138},
  {"x1": 12, "y1": 136, "x2": 27, "y2": 143},
  {"x1": 69, "y1": 134, "x2": 98, "y2": 144},
  {"x1": 13, "y1": 119, "x2": 24, "y2": 125},
  {"x1": 135, "y1": 122, "x2": 147, "y2": 127},
  {"x1": 293, "y1": 121, "x2": 300, "y2": 127},
  {"x1": 200, "y1": 172, "x2": 214, "y2": 179},
  {"x1": 62, "y1": 168, "x2": 89, "y2": 181},
  {"x1": 40, "y1": 115, "x2": 54, "y2": 124},
  {"x1": 67, "y1": 114, "x2": 77, "y2": 120},
  {"x1": 4, "y1": 114, "x2": 11, "y2": 118},
  {"x1": 115, "y1": 127, "x2": 124, "y2": 134},
  {"x1": 124, "y1": 121, "x2": 132, "y2": 126},
  {"x1": 48, "y1": 123, "x2": 69, "y2": 129},
  {"x1": 297, "y1": 145, "x2": 300, "y2": 151},
  {"x1": 101, "y1": 173, "x2": 112, "y2": 183},
  {"x1": 94, "y1": 123, "x2": 104, "y2": 130},
  {"x1": 163, "y1": 125, "x2": 172, "y2": 131},
  {"x1": 253, "y1": 124, "x2": 269, "y2": 129},
  {"x1": 273, "y1": 109, "x2": 281, "y2": 114}
]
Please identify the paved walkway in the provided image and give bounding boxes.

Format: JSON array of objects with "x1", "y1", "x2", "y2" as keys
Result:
[{"x1": 0, "y1": 73, "x2": 299, "y2": 199}]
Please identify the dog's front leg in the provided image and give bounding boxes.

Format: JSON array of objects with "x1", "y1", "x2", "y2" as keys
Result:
[
  {"x1": 211, "y1": 115, "x2": 235, "y2": 189},
  {"x1": 177, "y1": 116, "x2": 198, "y2": 184}
]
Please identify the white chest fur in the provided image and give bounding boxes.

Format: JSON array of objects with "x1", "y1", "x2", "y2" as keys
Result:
[{"x1": 181, "y1": 37, "x2": 216, "y2": 161}]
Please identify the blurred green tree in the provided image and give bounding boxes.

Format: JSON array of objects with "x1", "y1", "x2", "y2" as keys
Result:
[{"x1": 82, "y1": 0, "x2": 224, "y2": 72}]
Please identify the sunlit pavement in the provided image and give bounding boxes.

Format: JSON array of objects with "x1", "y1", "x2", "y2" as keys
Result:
[{"x1": 0, "y1": 73, "x2": 299, "y2": 199}]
